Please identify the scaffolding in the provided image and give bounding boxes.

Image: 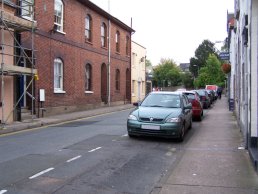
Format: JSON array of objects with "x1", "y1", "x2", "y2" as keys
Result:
[{"x1": 0, "y1": 0, "x2": 37, "y2": 126}]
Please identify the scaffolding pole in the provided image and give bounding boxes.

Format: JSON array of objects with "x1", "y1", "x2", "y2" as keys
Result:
[{"x1": 0, "y1": 0, "x2": 36, "y2": 126}]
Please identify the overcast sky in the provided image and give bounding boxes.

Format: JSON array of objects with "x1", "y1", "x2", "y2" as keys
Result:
[{"x1": 90, "y1": 0, "x2": 234, "y2": 66}]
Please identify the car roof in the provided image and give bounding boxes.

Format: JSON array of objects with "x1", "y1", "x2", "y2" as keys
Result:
[{"x1": 151, "y1": 91, "x2": 182, "y2": 95}]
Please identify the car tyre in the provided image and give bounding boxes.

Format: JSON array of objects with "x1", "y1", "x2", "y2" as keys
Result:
[
  {"x1": 178, "y1": 124, "x2": 185, "y2": 142},
  {"x1": 197, "y1": 112, "x2": 202, "y2": 121},
  {"x1": 128, "y1": 133, "x2": 135, "y2": 138},
  {"x1": 188, "y1": 119, "x2": 192, "y2": 130}
]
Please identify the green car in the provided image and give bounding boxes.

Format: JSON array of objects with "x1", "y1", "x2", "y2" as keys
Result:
[{"x1": 127, "y1": 91, "x2": 192, "y2": 141}]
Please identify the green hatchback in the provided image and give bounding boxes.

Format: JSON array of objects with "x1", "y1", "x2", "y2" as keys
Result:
[{"x1": 127, "y1": 91, "x2": 192, "y2": 141}]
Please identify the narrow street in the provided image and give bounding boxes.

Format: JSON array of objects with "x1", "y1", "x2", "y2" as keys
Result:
[{"x1": 0, "y1": 98, "x2": 257, "y2": 194}]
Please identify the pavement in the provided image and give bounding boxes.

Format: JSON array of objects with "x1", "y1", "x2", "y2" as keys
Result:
[
  {"x1": 1, "y1": 98, "x2": 258, "y2": 194},
  {"x1": 155, "y1": 97, "x2": 258, "y2": 194}
]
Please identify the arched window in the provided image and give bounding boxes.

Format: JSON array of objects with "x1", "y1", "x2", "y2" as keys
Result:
[
  {"x1": 85, "y1": 63, "x2": 92, "y2": 91},
  {"x1": 54, "y1": 58, "x2": 64, "y2": 92},
  {"x1": 101, "y1": 22, "x2": 107, "y2": 47},
  {"x1": 115, "y1": 69, "x2": 120, "y2": 91},
  {"x1": 85, "y1": 14, "x2": 92, "y2": 42},
  {"x1": 115, "y1": 31, "x2": 120, "y2": 53},
  {"x1": 54, "y1": 0, "x2": 64, "y2": 32},
  {"x1": 126, "y1": 36, "x2": 130, "y2": 56}
]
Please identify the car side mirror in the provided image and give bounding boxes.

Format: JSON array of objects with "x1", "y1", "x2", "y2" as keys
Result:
[
  {"x1": 133, "y1": 102, "x2": 140, "y2": 106},
  {"x1": 184, "y1": 103, "x2": 192, "y2": 109}
]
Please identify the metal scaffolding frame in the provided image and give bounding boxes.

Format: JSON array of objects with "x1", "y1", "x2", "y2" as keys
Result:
[{"x1": 0, "y1": 0, "x2": 37, "y2": 126}]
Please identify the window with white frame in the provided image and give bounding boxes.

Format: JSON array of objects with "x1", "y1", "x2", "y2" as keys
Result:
[
  {"x1": 54, "y1": 0, "x2": 64, "y2": 32},
  {"x1": 85, "y1": 14, "x2": 92, "y2": 42},
  {"x1": 85, "y1": 63, "x2": 92, "y2": 91},
  {"x1": 101, "y1": 22, "x2": 107, "y2": 47},
  {"x1": 21, "y1": 0, "x2": 34, "y2": 20},
  {"x1": 54, "y1": 58, "x2": 64, "y2": 92},
  {"x1": 115, "y1": 31, "x2": 120, "y2": 53},
  {"x1": 132, "y1": 80, "x2": 135, "y2": 94}
]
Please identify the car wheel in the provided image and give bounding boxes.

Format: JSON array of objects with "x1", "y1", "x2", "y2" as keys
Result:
[
  {"x1": 188, "y1": 119, "x2": 192, "y2": 130},
  {"x1": 198, "y1": 112, "x2": 202, "y2": 121},
  {"x1": 128, "y1": 133, "x2": 135, "y2": 138},
  {"x1": 178, "y1": 124, "x2": 185, "y2": 142}
]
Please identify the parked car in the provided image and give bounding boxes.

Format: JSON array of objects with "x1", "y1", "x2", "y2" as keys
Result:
[
  {"x1": 194, "y1": 89, "x2": 211, "y2": 109},
  {"x1": 127, "y1": 91, "x2": 192, "y2": 141},
  {"x1": 206, "y1": 89, "x2": 216, "y2": 103},
  {"x1": 183, "y1": 91, "x2": 203, "y2": 121}
]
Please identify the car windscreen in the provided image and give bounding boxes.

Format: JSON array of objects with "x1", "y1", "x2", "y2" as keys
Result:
[
  {"x1": 196, "y1": 90, "x2": 205, "y2": 96},
  {"x1": 184, "y1": 93, "x2": 195, "y2": 100},
  {"x1": 141, "y1": 93, "x2": 181, "y2": 108}
]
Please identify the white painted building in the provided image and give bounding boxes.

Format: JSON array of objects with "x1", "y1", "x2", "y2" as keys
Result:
[
  {"x1": 228, "y1": 0, "x2": 258, "y2": 172},
  {"x1": 131, "y1": 41, "x2": 147, "y2": 103}
]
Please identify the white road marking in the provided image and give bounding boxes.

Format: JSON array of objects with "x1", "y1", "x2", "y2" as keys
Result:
[
  {"x1": 66, "y1": 155, "x2": 81, "y2": 163},
  {"x1": 122, "y1": 134, "x2": 128, "y2": 137},
  {"x1": 0, "y1": 190, "x2": 7, "y2": 194},
  {"x1": 29, "y1": 168, "x2": 54, "y2": 179},
  {"x1": 88, "y1": 147, "x2": 102, "y2": 152}
]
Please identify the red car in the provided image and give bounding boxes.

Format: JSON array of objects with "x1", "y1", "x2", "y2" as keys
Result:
[{"x1": 183, "y1": 91, "x2": 203, "y2": 121}]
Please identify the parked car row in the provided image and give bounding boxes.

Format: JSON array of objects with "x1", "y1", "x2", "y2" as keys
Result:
[{"x1": 127, "y1": 88, "x2": 218, "y2": 141}]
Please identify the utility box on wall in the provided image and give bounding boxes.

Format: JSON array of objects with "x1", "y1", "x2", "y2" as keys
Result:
[{"x1": 39, "y1": 89, "x2": 45, "y2": 102}]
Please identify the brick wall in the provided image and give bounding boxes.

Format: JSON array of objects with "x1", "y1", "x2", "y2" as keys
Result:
[{"x1": 24, "y1": 0, "x2": 132, "y2": 115}]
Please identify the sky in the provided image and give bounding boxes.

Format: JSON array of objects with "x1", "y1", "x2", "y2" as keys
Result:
[{"x1": 90, "y1": 0, "x2": 234, "y2": 66}]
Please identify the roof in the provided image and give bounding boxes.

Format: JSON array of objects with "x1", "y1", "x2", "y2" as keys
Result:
[
  {"x1": 179, "y1": 63, "x2": 190, "y2": 72},
  {"x1": 77, "y1": 0, "x2": 135, "y2": 33}
]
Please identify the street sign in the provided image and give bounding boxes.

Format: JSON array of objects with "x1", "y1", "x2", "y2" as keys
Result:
[{"x1": 219, "y1": 52, "x2": 230, "y2": 60}]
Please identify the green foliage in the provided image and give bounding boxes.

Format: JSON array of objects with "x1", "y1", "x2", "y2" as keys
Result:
[
  {"x1": 194, "y1": 54, "x2": 225, "y2": 88},
  {"x1": 146, "y1": 59, "x2": 152, "y2": 67},
  {"x1": 153, "y1": 58, "x2": 181, "y2": 87},
  {"x1": 181, "y1": 72, "x2": 194, "y2": 89},
  {"x1": 189, "y1": 40, "x2": 219, "y2": 77}
]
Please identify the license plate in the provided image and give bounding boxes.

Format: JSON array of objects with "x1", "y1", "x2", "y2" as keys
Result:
[{"x1": 141, "y1": 125, "x2": 160, "y2": 130}]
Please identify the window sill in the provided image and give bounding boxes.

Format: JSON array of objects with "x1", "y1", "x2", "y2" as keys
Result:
[
  {"x1": 55, "y1": 30, "x2": 66, "y2": 35},
  {"x1": 54, "y1": 90, "x2": 66, "y2": 94},
  {"x1": 101, "y1": 46, "x2": 108, "y2": 50},
  {"x1": 115, "y1": 51, "x2": 120, "y2": 55},
  {"x1": 85, "y1": 39, "x2": 93, "y2": 45},
  {"x1": 85, "y1": 91, "x2": 94, "y2": 94}
]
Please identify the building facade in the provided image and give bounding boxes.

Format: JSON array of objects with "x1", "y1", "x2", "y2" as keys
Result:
[
  {"x1": 21, "y1": 0, "x2": 134, "y2": 117},
  {"x1": 131, "y1": 41, "x2": 146, "y2": 103},
  {"x1": 228, "y1": 0, "x2": 258, "y2": 172}
]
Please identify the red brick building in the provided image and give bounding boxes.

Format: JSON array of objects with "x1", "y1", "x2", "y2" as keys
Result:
[{"x1": 22, "y1": 0, "x2": 134, "y2": 116}]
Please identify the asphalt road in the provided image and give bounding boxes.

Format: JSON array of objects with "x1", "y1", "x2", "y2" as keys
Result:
[{"x1": 0, "y1": 108, "x2": 208, "y2": 194}]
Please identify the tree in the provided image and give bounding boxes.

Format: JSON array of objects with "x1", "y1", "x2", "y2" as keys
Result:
[
  {"x1": 181, "y1": 72, "x2": 194, "y2": 89},
  {"x1": 194, "y1": 54, "x2": 225, "y2": 88},
  {"x1": 189, "y1": 40, "x2": 219, "y2": 77},
  {"x1": 145, "y1": 59, "x2": 152, "y2": 67},
  {"x1": 153, "y1": 58, "x2": 181, "y2": 87}
]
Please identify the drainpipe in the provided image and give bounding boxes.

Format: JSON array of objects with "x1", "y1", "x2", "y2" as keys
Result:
[{"x1": 108, "y1": 0, "x2": 111, "y2": 106}]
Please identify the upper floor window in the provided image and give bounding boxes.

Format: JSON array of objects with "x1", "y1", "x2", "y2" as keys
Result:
[
  {"x1": 54, "y1": 0, "x2": 64, "y2": 32},
  {"x1": 115, "y1": 31, "x2": 120, "y2": 53},
  {"x1": 126, "y1": 36, "x2": 130, "y2": 56},
  {"x1": 54, "y1": 58, "x2": 64, "y2": 92},
  {"x1": 115, "y1": 69, "x2": 120, "y2": 91},
  {"x1": 85, "y1": 63, "x2": 92, "y2": 91},
  {"x1": 85, "y1": 14, "x2": 92, "y2": 42},
  {"x1": 21, "y1": 0, "x2": 34, "y2": 20},
  {"x1": 101, "y1": 22, "x2": 107, "y2": 48}
]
